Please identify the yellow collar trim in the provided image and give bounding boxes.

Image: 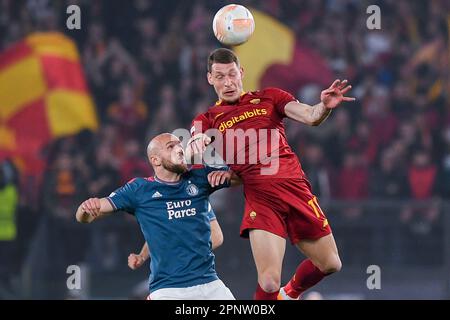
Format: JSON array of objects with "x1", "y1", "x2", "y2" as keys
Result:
[{"x1": 215, "y1": 91, "x2": 247, "y2": 106}]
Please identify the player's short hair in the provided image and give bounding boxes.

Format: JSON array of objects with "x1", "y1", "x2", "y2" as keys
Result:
[{"x1": 207, "y1": 48, "x2": 240, "y2": 72}]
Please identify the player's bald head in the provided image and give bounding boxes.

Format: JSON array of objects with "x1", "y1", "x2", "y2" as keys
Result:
[
  {"x1": 147, "y1": 133, "x2": 179, "y2": 158},
  {"x1": 147, "y1": 133, "x2": 187, "y2": 174}
]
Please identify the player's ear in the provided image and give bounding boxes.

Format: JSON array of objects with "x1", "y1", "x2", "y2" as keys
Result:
[
  {"x1": 150, "y1": 155, "x2": 161, "y2": 166},
  {"x1": 240, "y1": 67, "x2": 244, "y2": 79},
  {"x1": 207, "y1": 72, "x2": 214, "y2": 85}
]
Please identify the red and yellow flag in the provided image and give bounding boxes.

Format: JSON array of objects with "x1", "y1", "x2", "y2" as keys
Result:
[
  {"x1": 234, "y1": 9, "x2": 333, "y2": 93},
  {"x1": 0, "y1": 32, "x2": 98, "y2": 174}
]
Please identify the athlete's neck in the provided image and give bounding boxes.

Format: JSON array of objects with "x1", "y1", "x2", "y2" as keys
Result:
[{"x1": 154, "y1": 169, "x2": 182, "y2": 183}]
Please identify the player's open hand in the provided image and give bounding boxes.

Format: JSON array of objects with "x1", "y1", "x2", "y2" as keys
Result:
[
  {"x1": 321, "y1": 79, "x2": 355, "y2": 109},
  {"x1": 80, "y1": 197, "x2": 101, "y2": 218},
  {"x1": 208, "y1": 170, "x2": 231, "y2": 187},
  {"x1": 128, "y1": 253, "x2": 145, "y2": 270}
]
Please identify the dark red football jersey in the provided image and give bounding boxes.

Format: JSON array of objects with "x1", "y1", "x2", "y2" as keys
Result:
[{"x1": 190, "y1": 87, "x2": 305, "y2": 180}]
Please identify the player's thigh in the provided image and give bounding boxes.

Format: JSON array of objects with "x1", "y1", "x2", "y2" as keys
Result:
[
  {"x1": 295, "y1": 233, "x2": 340, "y2": 268},
  {"x1": 285, "y1": 180, "x2": 332, "y2": 243},
  {"x1": 203, "y1": 280, "x2": 235, "y2": 300},
  {"x1": 249, "y1": 229, "x2": 286, "y2": 274}
]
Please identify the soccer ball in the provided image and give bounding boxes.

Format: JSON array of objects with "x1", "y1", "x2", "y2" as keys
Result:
[{"x1": 212, "y1": 4, "x2": 255, "y2": 46}]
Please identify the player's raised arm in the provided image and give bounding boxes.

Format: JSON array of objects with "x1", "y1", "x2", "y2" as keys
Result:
[
  {"x1": 75, "y1": 197, "x2": 114, "y2": 223},
  {"x1": 284, "y1": 79, "x2": 355, "y2": 126},
  {"x1": 207, "y1": 170, "x2": 242, "y2": 187},
  {"x1": 128, "y1": 242, "x2": 150, "y2": 270}
]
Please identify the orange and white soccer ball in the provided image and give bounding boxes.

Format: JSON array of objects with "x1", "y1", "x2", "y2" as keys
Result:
[{"x1": 212, "y1": 4, "x2": 255, "y2": 46}]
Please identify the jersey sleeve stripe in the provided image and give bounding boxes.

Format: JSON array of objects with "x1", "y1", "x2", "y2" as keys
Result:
[{"x1": 106, "y1": 197, "x2": 118, "y2": 211}]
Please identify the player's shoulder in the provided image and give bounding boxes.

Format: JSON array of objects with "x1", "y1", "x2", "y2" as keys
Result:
[
  {"x1": 191, "y1": 112, "x2": 210, "y2": 133},
  {"x1": 124, "y1": 177, "x2": 156, "y2": 190},
  {"x1": 192, "y1": 111, "x2": 210, "y2": 122},
  {"x1": 185, "y1": 165, "x2": 207, "y2": 178},
  {"x1": 257, "y1": 87, "x2": 292, "y2": 97}
]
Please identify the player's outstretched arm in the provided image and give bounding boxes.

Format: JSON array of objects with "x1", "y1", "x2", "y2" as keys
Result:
[
  {"x1": 208, "y1": 170, "x2": 242, "y2": 187},
  {"x1": 285, "y1": 79, "x2": 355, "y2": 126},
  {"x1": 75, "y1": 197, "x2": 114, "y2": 223},
  {"x1": 128, "y1": 242, "x2": 150, "y2": 270},
  {"x1": 210, "y1": 219, "x2": 224, "y2": 250}
]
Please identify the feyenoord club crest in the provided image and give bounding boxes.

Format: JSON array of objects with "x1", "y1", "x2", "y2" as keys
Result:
[{"x1": 186, "y1": 184, "x2": 199, "y2": 196}]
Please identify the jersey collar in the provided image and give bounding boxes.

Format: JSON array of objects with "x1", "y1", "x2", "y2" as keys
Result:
[
  {"x1": 153, "y1": 175, "x2": 182, "y2": 185},
  {"x1": 215, "y1": 91, "x2": 247, "y2": 106}
]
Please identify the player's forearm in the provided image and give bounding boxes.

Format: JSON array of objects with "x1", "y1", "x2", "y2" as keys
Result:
[
  {"x1": 139, "y1": 242, "x2": 150, "y2": 261},
  {"x1": 76, "y1": 197, "x2": 115, "y2": 223},
  {"x1": 285, "y1": 101, "x2": 332, "y2": 126},
  {"x1": 309, "y1": 102, "x2": 332, "y2": 126}
]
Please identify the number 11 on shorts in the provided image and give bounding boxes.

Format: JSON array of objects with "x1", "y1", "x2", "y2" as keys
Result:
[
  {"x1": 308, "y1": 196, "x2": 329, "y2": 228},
  {"x1": 308, "y1": 196, "x2": 324, "y2": 219}
]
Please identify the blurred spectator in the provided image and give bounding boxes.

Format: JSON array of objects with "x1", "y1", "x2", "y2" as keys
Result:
[
  {"x1": 334, "y1": 151, "x2": 368, "y2": 200},
  {"x1": 370, "y1": 148, "x2": 409, "y2": 199},
  {"x1": 42, "y1": 152, "x2": 88, "y2": 266},
  {"x1": 119, "y1": 139, "x2": 152, "y2": 184},
  {"x1": 334, "y1": 151, "x2": 369, "y2": 219},
  {"x1": 362, "y1": 86, "x2": 398, "y2": 148},
  {"x1": 301, "y1": 142, "x2": 332, "y2": 200},
  {"x1": 107, "y1": 82, "x2": 148, "y2": 140},
  {"x1": 347, "y1": 121, "x2": 378, "y2": 165},
  {"x1": 88, "y1": 143, "x2": 120, "y2": 197},
  {"x1": 324, "y1": 108, "x2": 352, "y2": 167},
  {"x1": 42, "y1": 153, "x2": 86, "y2": 221},
  {"x1": 407, "y1": 149, "x2": 438, "y2": 200},
  {"x1": 401, "y1": 149, "x2": 440, "y2": 232},
  {"x1": 0, "y1": 160, "x2": 19, "y2": 291}
]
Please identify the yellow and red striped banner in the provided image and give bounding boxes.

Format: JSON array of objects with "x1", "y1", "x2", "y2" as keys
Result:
[{"x1": 0, "y1": 32, "x2": 98, "y2": 174}]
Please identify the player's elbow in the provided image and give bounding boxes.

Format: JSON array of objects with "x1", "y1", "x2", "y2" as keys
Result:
[
  {"x1": 216, "y1": 234, "x2": 224, "y2": 247},
  {"x1": 212, "y1": 235, "x2": 223, "y2": 250}
]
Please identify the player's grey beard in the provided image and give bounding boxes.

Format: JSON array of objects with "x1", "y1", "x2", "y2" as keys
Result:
[{"x1": 161, "y1": 158, "x2": 188, "y2": 174}]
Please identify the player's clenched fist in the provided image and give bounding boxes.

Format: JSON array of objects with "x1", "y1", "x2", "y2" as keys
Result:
[
  {"x1": 208, "y1": 170, "x2": 231, "y2": 187},
  {"x1": 186, "y1": 133, "x2": 211, "y2": 163},
  {"x1": 128, "y1": 253, "x2": 145, "y2": 270},
  {"x1": 81, "y1": 197, "x2": 101, "y2": 216}
]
